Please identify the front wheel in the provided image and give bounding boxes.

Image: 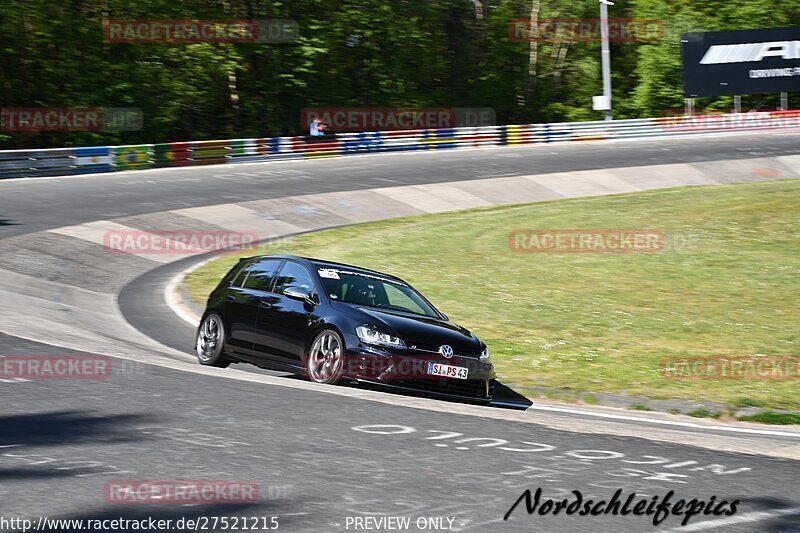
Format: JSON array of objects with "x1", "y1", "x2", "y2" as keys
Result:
[
  {"x1": 196, "y1": 313, "x2": 230, "y2": 368},
  {"x1": 306, "y1": 329, "x2": 345, "y2": 384}
]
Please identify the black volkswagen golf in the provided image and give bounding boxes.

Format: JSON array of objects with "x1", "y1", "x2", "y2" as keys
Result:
[{"x1": 196, "y1": 255, "x2": 496, "y2": 402}]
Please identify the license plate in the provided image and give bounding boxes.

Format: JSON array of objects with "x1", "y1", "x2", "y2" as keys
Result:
[{"x1": 427, "y1": 362, "x2": 468, "y2": 380}]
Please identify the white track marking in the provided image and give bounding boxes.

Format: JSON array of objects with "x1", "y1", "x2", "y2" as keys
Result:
[
  {"x1": 520, "y1": 403, "x2": 800, "y2": 438},
  {"x1": 165, "y1": 258, "x2": 212, "y2": 327}
]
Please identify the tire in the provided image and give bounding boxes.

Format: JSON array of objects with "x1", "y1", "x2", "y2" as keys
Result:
[
  {"x1": 196, "y1": 313, "x2": 230, "y2": 368},
  {"x1": 306, "y1": 329, "x2": 345, "y2": 385}
]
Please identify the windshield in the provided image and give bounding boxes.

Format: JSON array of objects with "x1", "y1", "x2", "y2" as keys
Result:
[{"x1": 315, "y1": 267, "x2": 439, "y2": 318}]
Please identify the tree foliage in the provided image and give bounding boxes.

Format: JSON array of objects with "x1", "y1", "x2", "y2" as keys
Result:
[{"x1": 0, "y1": 0, "x2": 797, "y2": 148}]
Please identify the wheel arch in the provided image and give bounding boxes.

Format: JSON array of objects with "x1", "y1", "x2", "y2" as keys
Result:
[{"x1": 304, "y1": 321, "x2": 346, "y2": 358}]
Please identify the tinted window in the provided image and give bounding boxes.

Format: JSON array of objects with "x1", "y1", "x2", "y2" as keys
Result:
[
  {"x1": 274, "y1": 261, "x2": 315, "y2": 295},
  {"x1": 315, "y1": 266, "x2": 439, "y2": 318},
  {"x1": 229, "y1": 262, "x2": 249, "y2": 288},
  {"x1": 243, "y1": 259, "x2": 281, "y2": 291},
  {"x1": 384, "y1": 284, "x2": 428, "y2": 316}
]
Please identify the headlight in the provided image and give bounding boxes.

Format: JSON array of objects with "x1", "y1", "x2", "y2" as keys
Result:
[
  {"x1": 480, "y1": 345, "x2": 492, "y2": 363},
  {"x1": 356, "y1": 326, "x2": 406, "y2": 349}
]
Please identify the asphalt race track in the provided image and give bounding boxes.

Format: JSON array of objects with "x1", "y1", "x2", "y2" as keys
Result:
[
  {"x1": 2, "y1": 131, "x2": 800, "y2": 237},
  {"x1": 2, "y1": 132, "x2": 800, "y2": 532}
]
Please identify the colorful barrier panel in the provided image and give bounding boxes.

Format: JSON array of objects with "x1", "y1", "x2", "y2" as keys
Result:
[
  {"x1": 421, "y1": 128, "x2": 456, "y2": 150},
  {"x1": 379, "y1": 130, "x2": 425, "y2": 152},
  {"x1": 154, "y1": 142, "x2": 192, "y2": 167},
  {"x1": 113, "y1": 145, "x2": 153, "y2": 170},
  {"x1": 341, "y1": 132, "x2": 382, "y2": 154},
  {"x1": 454, "y1": 127, "x2": 500, "y2": 147},
  {"x1": 191, "y1": 140, "x2": 229, "y2": 165},
  {"x1": 261, "y1": 137, "x2": 281, "y2": 155},
  {"x1": 74, "y1": 146, "x2": 113, "y2": 174},
  {"x1": 228, "y1": 139, "x2": 257, "y2": 158},
  {"x1": 303, "y1": 136, "x2": 342, "y2": 159},
  {"x1": 506, "y1": 124, "x2": 541, "y2": 145},
  {"x1": 1, "y1": 112, "x2": 798, "y2": 179}
]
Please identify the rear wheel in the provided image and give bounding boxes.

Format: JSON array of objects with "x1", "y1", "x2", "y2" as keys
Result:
[
  {"x1": 196, "y1": 313, "x2": 230, "y2": 368},
  {"x1": 306, "y1": 330, "x2": 345, "y2": 384}
]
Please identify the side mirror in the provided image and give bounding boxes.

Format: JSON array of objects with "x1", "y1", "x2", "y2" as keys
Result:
[{"x1": 284, "y1": 286, "x2": 315, "y2": 304}]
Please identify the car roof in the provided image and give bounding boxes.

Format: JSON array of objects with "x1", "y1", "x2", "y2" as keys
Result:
[{"x1": 241, "y1": 254, "x2": 406, "y2": 283}]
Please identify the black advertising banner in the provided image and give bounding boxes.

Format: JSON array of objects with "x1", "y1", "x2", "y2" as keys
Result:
[{"x1": 681, "y1": 26, "x2": 800, "y2": 97}]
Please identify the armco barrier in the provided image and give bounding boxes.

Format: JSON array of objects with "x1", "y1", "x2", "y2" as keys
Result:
[
  {"x1": 191, "y1": 140, "x2": 229, "y2": 165},
  {"x1": 75, "y1": 146, "x2": 113, "y2": 174},
  {"x1": 154, "y1": 142, "x2": 191, "y2": 167},
  {"x1": 1, "y1": 111, "x2": 798, "y2": 179},
  {"x1": 114, "y1": 145, "x2": 153, "y2": 171},
  {"x1": 0, "y1": 147, "x2": 77, "y2": 178}
]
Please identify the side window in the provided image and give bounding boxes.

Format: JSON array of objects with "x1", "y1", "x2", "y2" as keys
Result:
[
  {"x1": 243, "y1": 259, "x2": 281, "y2": 292},
  {"x1": 273, "y1": 262, "x2": 315, "y2": 295},
  {"x1": 230, "y1": 262, "x2": 250, "y2": 288}
]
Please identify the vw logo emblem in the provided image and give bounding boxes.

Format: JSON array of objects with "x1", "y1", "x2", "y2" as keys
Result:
[{"x1": 439, "y1": 345, "x2": 454, "y2": 358}]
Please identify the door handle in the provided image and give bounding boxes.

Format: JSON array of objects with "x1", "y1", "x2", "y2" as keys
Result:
[
  {"x1": 260, "y1": 301, "x2": 273, "y2": 308},
  {"x1": 227, "y1": 295, "x2": 236, "y2": 301}
]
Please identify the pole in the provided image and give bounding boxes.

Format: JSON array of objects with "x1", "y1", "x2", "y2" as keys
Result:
[
  {"x1": 780, "y1": 92, "x2": 788, "y2": 111},
  {"x1": 733, "y1": 95, "x2": 741, "y2": 114},
  {"x1": 599, "y1": 0, "x2": 613, "y2": 121}
]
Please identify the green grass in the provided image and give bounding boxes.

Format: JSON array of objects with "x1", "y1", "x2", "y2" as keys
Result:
[
  {"x1": 186, "y1": 179, "x2": 800, "y2": 410},
  {"x1": 687, "y1": 408, "x2": 722, "y2": 419},
  {"x1": 737, "y1": 412, "x2": 800, "y2": 425},
  {"x1": 629, "y1": 404, "x2": 654, "y2": 411},
  {"x1": 733, "y1": 397, "x2": 767, "y2": 409},
  {"x1": 580, "y1": 393, "x2": 599, "y2": 405}
]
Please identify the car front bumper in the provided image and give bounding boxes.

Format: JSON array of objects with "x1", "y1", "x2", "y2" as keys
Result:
[{"x1": 341, "y1": 333, "x2": 496, "y2": 401}]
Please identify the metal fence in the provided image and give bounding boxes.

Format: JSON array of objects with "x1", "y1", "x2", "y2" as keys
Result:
[{"x1": 2, "y1": 110, "x2": 798, "y2": 179}]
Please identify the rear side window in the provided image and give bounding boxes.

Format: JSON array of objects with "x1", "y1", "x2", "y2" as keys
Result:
[
  {"x1": 243, "y1": 259, "x2": 282, "y2": 292},
  {"x1": 229, "y1": 262, "x2": 249, "y2": 288},
  {"x1": 274, "y1": 261, "x2": 315, "y2": 295}
]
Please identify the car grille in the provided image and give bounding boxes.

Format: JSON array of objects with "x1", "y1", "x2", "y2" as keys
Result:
[
  {"x1": 409, "y1": 342, "x2": 481, "y2": 358},
  {"x1": 394, "y1": 378, "x2": 495, "y2": 399}
]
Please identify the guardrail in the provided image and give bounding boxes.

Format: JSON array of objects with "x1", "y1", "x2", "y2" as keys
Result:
[{"x1": 1, "y1": 111, "x2": 798, "y2": 179}]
